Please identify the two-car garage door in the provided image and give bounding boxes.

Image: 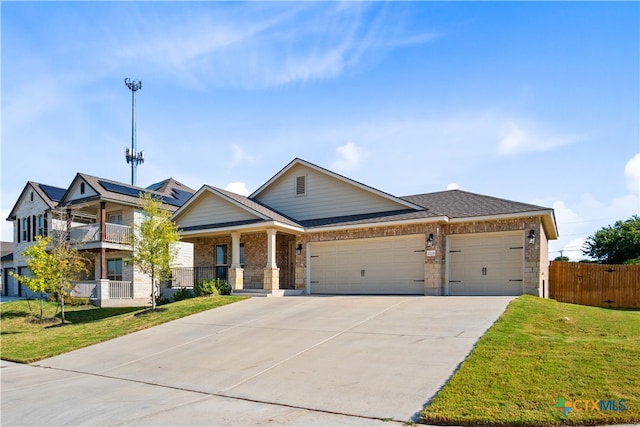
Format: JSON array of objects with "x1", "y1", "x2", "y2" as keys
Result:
[
  {"x1": 309, "y1": 235, "x2": 425, "y2": 294},
  {"x1": 308, "y1": 232, "x2": 526, "y2": 296},
  {"x1": 447, "y1": 232, "x2": 524, "y2": 296}
]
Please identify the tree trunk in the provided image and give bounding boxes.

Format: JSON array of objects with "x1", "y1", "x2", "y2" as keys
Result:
[
  {"x1": 59, "y1": 279, "x2": 66, "y2": 324},
  {"x1": 151, "y1": 266, "x2": 156, "y2": 310},
  {"x1": 39, "y1": 291, "x2": 44, "y2": 321}
]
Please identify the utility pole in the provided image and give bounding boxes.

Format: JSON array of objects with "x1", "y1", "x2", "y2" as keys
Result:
[{"x1": 124, "y1": 78, "x2": 144, "y2": 186}]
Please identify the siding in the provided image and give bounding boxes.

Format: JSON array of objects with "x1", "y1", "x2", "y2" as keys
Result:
[
  {"x1": 68, "y1": 179, "x2": 98, "y2": 200},
  {"x1": 175, "y1": 191, "x2": 260, "y2": 229},
  {"x1": 254, "y1": 164, "x2": 408, "y2": 221}
]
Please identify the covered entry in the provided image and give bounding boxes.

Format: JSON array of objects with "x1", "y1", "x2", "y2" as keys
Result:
[
  {"x1": 447, "y1": 232, "x2": 524, "y2": 296},
  {"x1": 309, "y1": 235, "x2": 425, "y2": 294}
]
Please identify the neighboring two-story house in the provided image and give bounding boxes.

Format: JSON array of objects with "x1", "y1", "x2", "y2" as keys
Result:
[{"x1": 4, "y1": 175, "x2": 195, "y2": 306}]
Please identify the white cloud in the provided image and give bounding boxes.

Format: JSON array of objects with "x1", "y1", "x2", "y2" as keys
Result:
[
  {"x1": 624, "y1": 153, "x2": 640, "y2": 195},
  {"x1": 498, "y1": 121, "x2": 581, "y2": 156},
  {"x1": 225, "y1": 182, "x2": 251, "y2": 196},
  {"x1": 446, "y1": 183, "x2": 460, "y2": 190},
  {"x1": 332, "y1": 142, "x2": 364, "y2": 172}
]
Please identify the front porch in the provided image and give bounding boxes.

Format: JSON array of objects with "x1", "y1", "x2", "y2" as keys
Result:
[{"x1": 179, "y1": 228, "x2": 306, "y2": 296}]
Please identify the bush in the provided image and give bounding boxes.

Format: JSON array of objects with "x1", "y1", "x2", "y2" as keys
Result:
[
  {"x1": 172, "y1": 287, "x2": 194, "y2": 302},
  {"x1": 194, "y1": 280, "x2": 219, "y2": 297},
  {"x1": 215, "y1": 279, "x2": 231, "y2": 296}
]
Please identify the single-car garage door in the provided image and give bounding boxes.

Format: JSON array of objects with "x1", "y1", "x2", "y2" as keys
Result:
[
  {"x1": 309, "y1": 235, "x2": 425, "y2": 294},
  {"x1": 447, "y1": 232, "x2": 524, "y2": 296}
]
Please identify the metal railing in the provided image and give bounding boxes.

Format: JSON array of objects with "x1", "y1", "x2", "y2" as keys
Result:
[
  {"x1": 71, "y1": 281, "x2": 98, "y2": 299},
  {"x1": 69, "y1": 223, "x2": 131, "y2": 244},
  {"x1": 109, "y1": 281, "x2": 133, "y2": 299},
  {"x1": 165, "y1": 267, "x2": 228, "y2": 288}
]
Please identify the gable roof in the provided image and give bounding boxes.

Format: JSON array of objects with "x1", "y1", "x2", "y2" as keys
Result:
[
  {"x1": 173, "y1": 185, "x2": 301, "y2": 233},
  {"x1": 250, "y1": 158, "x2": 424, "y2": 211},
  {"x1": 6, "y1": 181, "x2": 66, "y2": 220},
  {"x1": 59, "y1": 174, "x2": 195, "y2": 212}
]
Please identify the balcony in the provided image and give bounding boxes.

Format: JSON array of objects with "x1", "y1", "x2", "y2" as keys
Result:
[{"x1": 70, "y1": 223, "x2": 132, "y2": 246}]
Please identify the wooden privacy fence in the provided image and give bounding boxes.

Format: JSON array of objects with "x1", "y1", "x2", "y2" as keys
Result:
[{"x1": 549, "y1": 261, "x2": 640, "y2": 308}]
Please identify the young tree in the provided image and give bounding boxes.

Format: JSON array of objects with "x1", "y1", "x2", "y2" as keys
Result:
[
  {"x1": 582, "y1": 215, "x2": 640, "y2": 264},
  {"x1": 10, "y1": 210, "x2": 88, "y2": 324},
  {"x1": 10, "y1": 236, "x2": 56, "y2": 321},
  {"x1": 129, "y1": 193, "x2": 181, "y2": 310}
]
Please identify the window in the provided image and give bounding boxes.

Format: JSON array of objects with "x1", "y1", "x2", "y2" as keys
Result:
[
  {"x1": 295, "y1": 175, "x2": 307, "y2": 196},
  {"x1": 80, "y1": 182, "x2": 85, "y2": 195},
  {"x1": 37, "y1": 215, "x2": 45, "y2": 237},
  {"x1": 108, "y1": 212, "x2": 123, "y2": 225},
  {"x1": 107, "y1": 259, "x2": 123, "y2": 281},
  {"x1": 215, "y1": 244, "x2": 228, "y2": 281},
  {"x1": 22, "y1": 218, "x2": 29, "y2": 241},
  {"x1": 30, "y1": 192, "x2": 34, "y2": 202},
  {"x1": 240, "y1": 243, "x2": 245, "y2": 268}
]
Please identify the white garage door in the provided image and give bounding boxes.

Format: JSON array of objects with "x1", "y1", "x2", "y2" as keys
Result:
[
  {"x1": 309, "y1": 235, "x2": 425, "y2": 294},
  {"x1": 447, "y1": 232, "x2": 524, "y2": 296}
]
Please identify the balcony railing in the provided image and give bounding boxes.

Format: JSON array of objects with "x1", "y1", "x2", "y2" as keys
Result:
[
  {"x1": 70, "y1": 223, "x2": 131, "y2": 245},
  {"x1": 109, "y1": 281, "x2": 133, "y2": 299},
  {"x1": 71, "y1": 281, "x2": 98, "y2": 299}
]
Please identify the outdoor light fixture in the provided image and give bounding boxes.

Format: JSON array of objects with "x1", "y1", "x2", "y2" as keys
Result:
[
  {"x1": 296, "y1": 243, "x2": 303, "y2": 255},
  {"x1": 528, "y1": 229, "x2": 536, "y2": 245},
  {"x1": 427, "y1": 233, "x2": 434, "y2": 247}
]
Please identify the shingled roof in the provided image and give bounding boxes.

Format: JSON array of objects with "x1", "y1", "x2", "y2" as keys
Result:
[
  {"x1": 402, "y1": 190, "x2": 551, "y2": 219},
  {"x1": 60, "y1": 174, "x2": 196, "y2": 212},
  {"x1": 6, "y1": 181, "x2": 66, "y2": 220}
]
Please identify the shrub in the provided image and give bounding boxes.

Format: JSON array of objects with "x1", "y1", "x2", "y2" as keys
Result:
[
  {"x1": 214, "y1": 279, "x2": 232, "y2": 296},
  {"x1": 172, "y1": 287, "x2": 194, "y2": 302},
  {"x1": 194, "y1": 280, "x2": 219, "y2": 297}
]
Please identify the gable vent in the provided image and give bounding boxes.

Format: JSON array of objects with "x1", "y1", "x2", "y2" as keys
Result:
[{"x1": 295, "y1": 175, "x2": 306, "y2": 196}]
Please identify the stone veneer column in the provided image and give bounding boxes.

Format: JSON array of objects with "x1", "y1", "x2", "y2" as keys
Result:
[
  {"x1": 263, "y1": 229, "x2": 279, "y2": 290},
  {"x1": 97, "y1": 279, "x2": 110, "y2": 307},
  {"x1": 229, "y1": 232, "x2": 244, "y2": 290}
]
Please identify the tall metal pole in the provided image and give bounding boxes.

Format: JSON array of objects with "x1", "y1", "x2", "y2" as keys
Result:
[{"x1": 124, "y1": 78, "x2": 144, "y2": 186}]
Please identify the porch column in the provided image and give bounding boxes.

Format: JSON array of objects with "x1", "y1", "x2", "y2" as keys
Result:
[
  {"x1": 263, "y1": 229, "x2": 279, "y2": 290},
  {"x1": 100, "y1": 202, "x2": 107, "y2": 279},
  {"x1": 229, "y1": 232, "x2": 243, "y2": 290}
]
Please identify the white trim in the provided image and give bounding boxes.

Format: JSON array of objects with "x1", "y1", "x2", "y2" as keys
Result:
[
  {"x1": 178, "y1": 220, "x2": 304, "y2": 237},
  {"x1": 306, "y1": 215, "x2": 448, "y2": 233},
  {"x1": 447, "y1": 210, "x2": 554, "y2": 223}
]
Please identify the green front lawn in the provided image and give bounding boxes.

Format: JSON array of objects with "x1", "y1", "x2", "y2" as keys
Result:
[
  {"x1": 1, "y1": 296, "x2": 246, "y2": 363},
  {"x1": 421, "y1": 295, "x2": 640, "y2": 426}
]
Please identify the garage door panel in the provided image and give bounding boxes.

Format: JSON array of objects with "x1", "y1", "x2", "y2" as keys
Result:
[
  {"x1": 448, "y1": 233, "x2": 524, "y2": 296},
  {"x1": 310, "y1": 235, "x2": 425, "y2": 294}
]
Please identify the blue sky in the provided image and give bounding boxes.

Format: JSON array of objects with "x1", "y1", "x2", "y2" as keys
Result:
[{"x1": 2, "y1": 1, "x2": 639, "y2": 260}]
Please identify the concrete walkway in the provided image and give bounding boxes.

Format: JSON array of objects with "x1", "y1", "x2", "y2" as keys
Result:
[{"x1": 1, "y1": 295, "x2": 513, "y2": 426}]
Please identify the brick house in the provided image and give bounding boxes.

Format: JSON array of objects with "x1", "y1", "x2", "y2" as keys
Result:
[{"x1": 173, "y1": 158, "x2": 558, "y2": 297}]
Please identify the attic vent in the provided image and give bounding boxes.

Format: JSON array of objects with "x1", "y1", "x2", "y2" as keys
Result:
[{"x1": 295, "y1": 175, "x2": 307, "y2": 196}]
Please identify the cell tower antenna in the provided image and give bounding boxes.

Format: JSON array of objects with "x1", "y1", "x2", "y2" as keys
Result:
[{"x1": 124, "y1": 78, "x2": 144, "y2": 186}]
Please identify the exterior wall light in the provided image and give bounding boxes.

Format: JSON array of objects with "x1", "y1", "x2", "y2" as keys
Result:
[
  {"x1": 427, "y1": 233, "x2": 434, "y2": 247},
  {"x1": 296, "y1": 243, "x2": 303, "y2": 255},
  {"x1": 528, "y1": 229, "x2": 536, "y2": 245}
]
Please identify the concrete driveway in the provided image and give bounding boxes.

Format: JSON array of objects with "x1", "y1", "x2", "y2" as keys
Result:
[{"x1": 1, "y1": 295, "x2": 513, "y2": 426}]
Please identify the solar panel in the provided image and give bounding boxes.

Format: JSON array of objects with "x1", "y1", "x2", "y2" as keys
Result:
[
  {"x1": 171, "y1": 188, "x2": 194, "y2": 206},
  {"x1": 98, "y1": 180, "x2": 144, "y2": 198},
  {"x1": 146, "y1": 181, "x2": 164, "y2": 191},
  {"x1": 38, "y1": 184, "x2": 66, "y2": 202}
]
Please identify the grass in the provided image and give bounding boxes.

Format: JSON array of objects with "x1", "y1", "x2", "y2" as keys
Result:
[
  {"x1": 421, "y1": 295, "x2": 640, "y2": 426},
  {"x1": 0, "y1": 296, "x2": 246, "y2": 363}
]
